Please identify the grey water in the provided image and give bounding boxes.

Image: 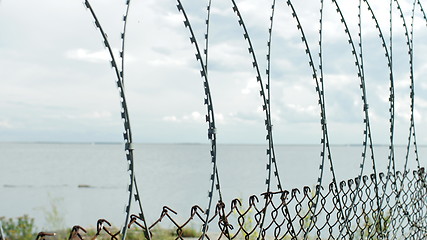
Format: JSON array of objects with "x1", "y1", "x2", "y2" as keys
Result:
[{"x1": 0, "y1": 143, "x2": 424, "y2": 231}]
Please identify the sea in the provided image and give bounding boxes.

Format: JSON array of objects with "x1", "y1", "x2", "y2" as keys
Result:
[{"x1": 0, "y1": 142, "x2": 424, "y2": 231}]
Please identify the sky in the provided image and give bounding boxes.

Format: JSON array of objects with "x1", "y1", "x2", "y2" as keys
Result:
[{"x1": 0, "y1": 0, "x2": 426, "y2": 145}]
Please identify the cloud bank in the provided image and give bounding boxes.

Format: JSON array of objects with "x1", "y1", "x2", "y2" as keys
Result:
[{"x1": 0, "y1": 0, "x2": 426, "y2": 145}]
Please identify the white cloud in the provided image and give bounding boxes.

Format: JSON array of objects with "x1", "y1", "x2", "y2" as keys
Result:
[
  {"x1": 65, "y1": 48, "x2": 111, "y2": 63},
  {"x1": 147, "y1": 56, "x2": 188, "y2": 67},
  {"x1": 216, "y1": 113, "x2": 225, "y2": 123},
  {"x1": 85, "y1": 111, "x2": 112, "y2": 119},
  {"x1": 162, "y1": 111, "x2": 204, "y2": 123},
  {"x1": 163, "y1": 115, "x2": 179, "y2": 122},
  {"x1": 46, "y1": 111, "x2": 112, "y2": 120},
  {"x1": 241, "y1": 79, "x2": 259, "y2": 95},
  {"x1": 193, "y1": 111, "x2": 202, "y2": 119},
  {"x1": 225, "y1": 109, "x2": 265, "y2": 124},
  {"x1": 0, "y1": 120, "x2": 13, "y2": 129},
  {"x1": 286, "y1": 103, "x2": 317, "y2": 116},
  {"x1": 164, "y1": 12, "x2": 186, "y2": 27}
]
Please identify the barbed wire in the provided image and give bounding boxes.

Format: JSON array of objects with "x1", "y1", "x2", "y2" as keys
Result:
[
  {"x1": 83, "y1": 1, "x2": 149, "y2": 239},
  {"x1": 175, "y1": 1, "x2": 225, "y2": 239},
  {"x1": 31, "y1": 0, "x2": 427, "y2": 239}
]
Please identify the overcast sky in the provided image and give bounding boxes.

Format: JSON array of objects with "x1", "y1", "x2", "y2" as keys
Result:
[{"x1": 0, "y1": 0, "x2": 426, "y2": 144}]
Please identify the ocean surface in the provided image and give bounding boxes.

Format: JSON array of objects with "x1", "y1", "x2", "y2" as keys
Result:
[{"x1": 0, "y1": 143, "x2": 424, "y2": 231}]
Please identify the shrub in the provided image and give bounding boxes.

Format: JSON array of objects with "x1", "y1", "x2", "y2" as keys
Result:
[{"x1": 0, "y1": 215, "x2": 36, "y2": 240}]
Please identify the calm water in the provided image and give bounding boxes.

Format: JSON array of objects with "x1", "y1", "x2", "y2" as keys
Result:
[{"x1": 0, "y1": 143, "x2": 424, "y2": 230}]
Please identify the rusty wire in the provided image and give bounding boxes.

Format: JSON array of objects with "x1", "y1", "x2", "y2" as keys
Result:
[
  {"x1": 36, "y1": 168, "x2": 427, "y2": 239},
  {"x1": 138, "y1": 168, "x2": 426, "y2": 239}
]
